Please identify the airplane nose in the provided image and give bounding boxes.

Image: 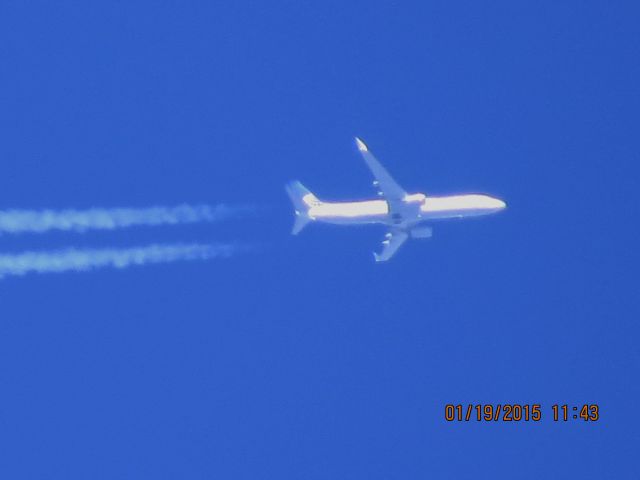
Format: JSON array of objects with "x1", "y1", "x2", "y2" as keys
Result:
[{"x1": 488, "y1": 197, "x2": 506, "y2": 210}]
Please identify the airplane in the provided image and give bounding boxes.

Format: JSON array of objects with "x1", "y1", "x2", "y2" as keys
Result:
[{"x1": 286, "y1": 137, "x2": 506, "y2": 262}]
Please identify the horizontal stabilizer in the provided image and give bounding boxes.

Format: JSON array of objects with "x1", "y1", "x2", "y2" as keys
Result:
[
  {"x1": 285, "y1": 181, "x2": 319, "y2": 235},
  {"x1": 291, "y1": 212, "x2": 311, "y2": 235}
]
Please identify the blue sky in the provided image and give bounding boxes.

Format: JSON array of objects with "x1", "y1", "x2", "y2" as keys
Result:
[{"x1": 0, "y1": 1, "x2": 638, "y2": 478}]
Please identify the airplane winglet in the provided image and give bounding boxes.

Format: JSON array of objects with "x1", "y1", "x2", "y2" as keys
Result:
[
  {"x1": 354, "y1": 137, "x2": 407, "y2": 200},
  {"x1": 355, "y1": 137, "x2": 368, "y2": 152}
]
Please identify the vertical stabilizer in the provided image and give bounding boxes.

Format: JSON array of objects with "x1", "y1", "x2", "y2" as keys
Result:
[{"x1": 285, "y1": 181, "x2": 319, "y2": 235}]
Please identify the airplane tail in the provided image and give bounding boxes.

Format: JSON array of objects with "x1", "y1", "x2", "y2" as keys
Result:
[{"x1": 285, "y1": 181, "x2": 319, "y2": 235}]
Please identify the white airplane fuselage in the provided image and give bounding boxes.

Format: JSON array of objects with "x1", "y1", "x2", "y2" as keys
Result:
[
  {"x1": 287, "y1": 137, "x2": 506, "y2": 261},
  {"x1": 308, "y1": 193, "x2": 506, "y2": 229}
]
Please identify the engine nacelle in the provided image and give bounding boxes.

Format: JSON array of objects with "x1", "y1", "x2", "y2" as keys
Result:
[{"x1": 411, "y1": 226, "x2": 433, "y2": 238}]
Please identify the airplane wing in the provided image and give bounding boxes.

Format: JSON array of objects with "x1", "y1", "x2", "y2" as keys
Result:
[
  {"x1": 355, "y1": 137, "x2": 407, "y2": 201},
  {"x1": 374, "y1": 229, "x2": 409, "y2": 262}
]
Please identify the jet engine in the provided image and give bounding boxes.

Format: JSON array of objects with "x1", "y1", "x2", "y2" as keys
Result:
[{"x1": 411, "y1": 226, "x2": 433, "y2": 238}]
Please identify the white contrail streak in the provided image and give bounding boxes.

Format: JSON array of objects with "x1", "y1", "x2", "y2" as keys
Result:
[
  {"x1": 0, "y1": 204, "x2": 248, "y2": 234},
  {"x1": 0, "y1": 243, "x2": 242, "y2": 279}
]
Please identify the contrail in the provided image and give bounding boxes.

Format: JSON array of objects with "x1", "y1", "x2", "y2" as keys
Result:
[
  {"x1": 0, "y1": 243, "x2": 243, "y2": 279},
  {"x1": 0, "y1": 204, "x2": 249, "y2": 235}
]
